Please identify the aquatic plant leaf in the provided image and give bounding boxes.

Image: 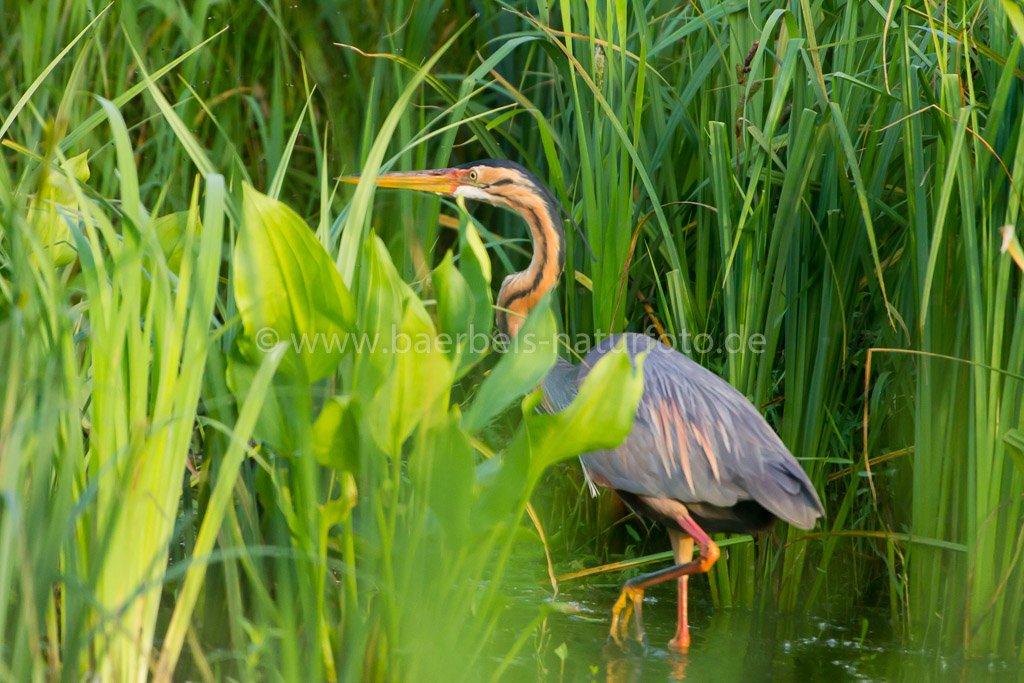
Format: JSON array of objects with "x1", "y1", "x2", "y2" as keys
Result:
[
  {"x1": 313, "y1": 395, "x2": 361, "y2": 473},
  {"x1": 520, "y1": 341, "x2": 645, "y2": 476},
  {"x1": 456, "y1": 212, "x2": 493, "y2": 372},
  {"x1": 462, "y1": 296, "x2": 559, "y2": 433},
  {"x1": 353, "y1": 235, "x2": 410, "y2": 396},
  {"x1": 410, "y1": 410, "x2": 475, "y2": 542},
  {"x1": 234, "y1": 184, "x2": 355, "y2": 381},
  {"x1": 353, "y1": 234, "x2": 456, "y2": 454},
  {"x1": 367, "y1": 295, "x2": 453, "y2": 454},
  {"x1": 459, "y1": 206, "x2": 492, "y2": 285},
  {"x1": 225, "y1": 352, "x2": 288, "y2": 450},
  {"x1": 477, "y1": 341, "x2": 644, "y2": 523},
  {"x1": 152, "y1": 211, "x2": 201, "y2": 273},
  {"x1": 432, "y1": 250, "x2": 478, "y2": 376},
  {"x1": 29, "y1": 150, "x2": 90, "y2": 266},
  {"x1": 321, "y1": 472, "x2": 358, "y2": 529}
]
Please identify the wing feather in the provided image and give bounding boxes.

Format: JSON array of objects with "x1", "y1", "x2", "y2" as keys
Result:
[{"x1": 574, "y1": 334, "x2": 824, "y2": 528}]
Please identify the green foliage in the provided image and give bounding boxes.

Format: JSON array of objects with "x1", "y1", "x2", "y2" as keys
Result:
[
  {"x1": 432, "y1": 250, "x2": 478, "y2": 374},
  {"x1": 462, "y1": 296, "x2": 559, "y2": 433},
  {"x1": 153, "y1": 211, "x2": 200, "y2": 273},
  {"x1": 3, "y1": 0, "x2": 1024, "y2": 679},
  {"x1": 27, "y1": 149, "x2": 89, "y2": 266},
  {"x1": 234, "y1": 184, "x2": 355, "y2": 381}
]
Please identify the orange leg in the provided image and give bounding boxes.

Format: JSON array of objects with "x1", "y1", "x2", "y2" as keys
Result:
[
  {"x1": 668, "y1": 534, "x2": 694, "y2": 650},
  {"x1": 610, "y1": 514, "x2": 719, "y2": 648}
]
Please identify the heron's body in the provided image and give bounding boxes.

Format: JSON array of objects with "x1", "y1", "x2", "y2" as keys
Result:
[
  {"x1": 346, "y1": 157, "x2": 825, "y2": 650},
  {"x1": 543, "y1": 334, "x2": 822, "y2": 536}
]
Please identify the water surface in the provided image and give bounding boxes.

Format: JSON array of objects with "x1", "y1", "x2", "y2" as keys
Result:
[{"x1": 493, "y1": 556, "x2": 1023, "y2": 682}]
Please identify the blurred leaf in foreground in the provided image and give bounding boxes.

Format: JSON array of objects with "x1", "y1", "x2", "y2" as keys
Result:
[
  {"x1": 28, "y1": 150, "x2": 89, "y2": 266},
  {"x1": 462, "y1": 296, "x2": 559, "y2": 433},
  {"x1": 153, "y1": 211, "x2": 201, "y2": 273},
  {"x1": 234, "y1": 184, "x2": 356, "y2": 381},
  {"x1": 477, "y1": 340, "x2": 645, "y2": 525}
]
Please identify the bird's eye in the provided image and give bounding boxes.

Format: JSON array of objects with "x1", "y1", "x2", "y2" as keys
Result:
[{"x1": 468, "y1": 170, "x2": 478, "y2": 182}]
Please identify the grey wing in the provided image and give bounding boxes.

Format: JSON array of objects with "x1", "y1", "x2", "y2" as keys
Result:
[
  {"x1": 577, "y1": 334, "x2": 824, "y2": 530},
  {"x1": 540, "y1": 356, "x2": 579, "y2": 414}
]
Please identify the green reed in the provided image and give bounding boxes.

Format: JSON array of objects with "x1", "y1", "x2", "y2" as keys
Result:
[{"x1": 1, "y1": 1, "x2": 1023, "y2": 679}]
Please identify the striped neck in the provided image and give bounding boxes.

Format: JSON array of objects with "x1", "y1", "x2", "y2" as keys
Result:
[{"x1": 495, "y1": 189, "x2": 565, "y2": 339}]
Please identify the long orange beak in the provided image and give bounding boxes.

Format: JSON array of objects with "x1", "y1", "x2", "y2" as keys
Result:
[{"x1": 338, "y1": 168, "x2": 468, "y2": 195}]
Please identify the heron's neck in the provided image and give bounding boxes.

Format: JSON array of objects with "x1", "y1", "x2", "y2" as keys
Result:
[{"x1": 495, "y1": 192, "x2": 565, "y2": 339}]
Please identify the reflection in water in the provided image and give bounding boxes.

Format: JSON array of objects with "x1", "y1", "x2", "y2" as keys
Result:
[
  {"x1": 596, "y1": 646, "x2": 688, "y2": 682},
  {"x1": 595, "y1": 598, "x2": 771, "y2": 683},
  {"x1": 601, "y1": 649, "x2": 643, "y2": 683},
  {"x1": 493, "y1": 555, "x2": 1024, "y2": 682},
  {"x1": 668, "y1": 650, "x2": 689, "y2": 681}
]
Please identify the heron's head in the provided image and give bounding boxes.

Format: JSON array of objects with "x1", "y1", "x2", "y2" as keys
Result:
[
  {"x1": 342, "y1": 158, "x2": 570, "y2": 338},
  {"x1": 340, "y1": 159, "x2": 559, "y2": 215}
]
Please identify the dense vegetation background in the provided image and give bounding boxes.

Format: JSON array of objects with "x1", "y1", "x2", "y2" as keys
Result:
[{"x1": 2, "y1": 0, "x2": 1024, "y2": 680}]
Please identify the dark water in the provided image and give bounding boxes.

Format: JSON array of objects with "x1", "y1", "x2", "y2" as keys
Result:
[{"x1": 493, "y1": 559, "x2": 1024, "y2": 682}]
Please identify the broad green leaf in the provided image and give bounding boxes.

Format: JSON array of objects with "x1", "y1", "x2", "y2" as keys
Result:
[
  {"x1": 520, "y1": 340, "x2": 646, "y2": 476},
  {"x1": 319, "y1": 472, "x2": 358, "y2": 565},
  {"x1": 225, "y1": 352, "x2": 287, "y2": 451},
  {"x1": 457, "y1": 196, "x2": 492, "y2": 284},
  {"x1": 368, "y1": 296, "x2": 453, "y2": 454},
  {"x1": 313, "y1": 395, "x2": 361, "y2": 473},
  {"x1": 29, "y1": 150, "x2": 90, "y2": 266},
  {"x1": 457, "y1": 208, "x2": 493, "y2": 368},
  {"x1": 476, "y1": 340, "x2": 645, "y2": 524},
  {"x1": 462, "y1": 296, "x2": 559, "y2": 433},
  {"x1": 353, "y1": 234, "x2": 413, "y2": 398},
  {"x1": 432, "y1": 251, "x2": 479, "y2": 376},
  {"x1": 234, "y1": 184, "x2": 355, "y2": 381},
  {"x1": 410, "y1": 410, "x2": 475, "y2": 541},
  {"x1": 152, "y1": 211, "x2": 201, "y2": 273}
]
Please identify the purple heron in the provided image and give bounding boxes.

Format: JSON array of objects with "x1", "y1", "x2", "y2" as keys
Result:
[{"x1": 342, "y1": 159, "x2": 824, "y2": 650}]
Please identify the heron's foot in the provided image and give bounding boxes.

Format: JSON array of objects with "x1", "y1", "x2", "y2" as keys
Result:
[
  {"x1": 608, "y1": 582, "x2": 647, "y2": 647},
  {"x1": 668, "y1": 630, "x2": 690, "y2": 652}
]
